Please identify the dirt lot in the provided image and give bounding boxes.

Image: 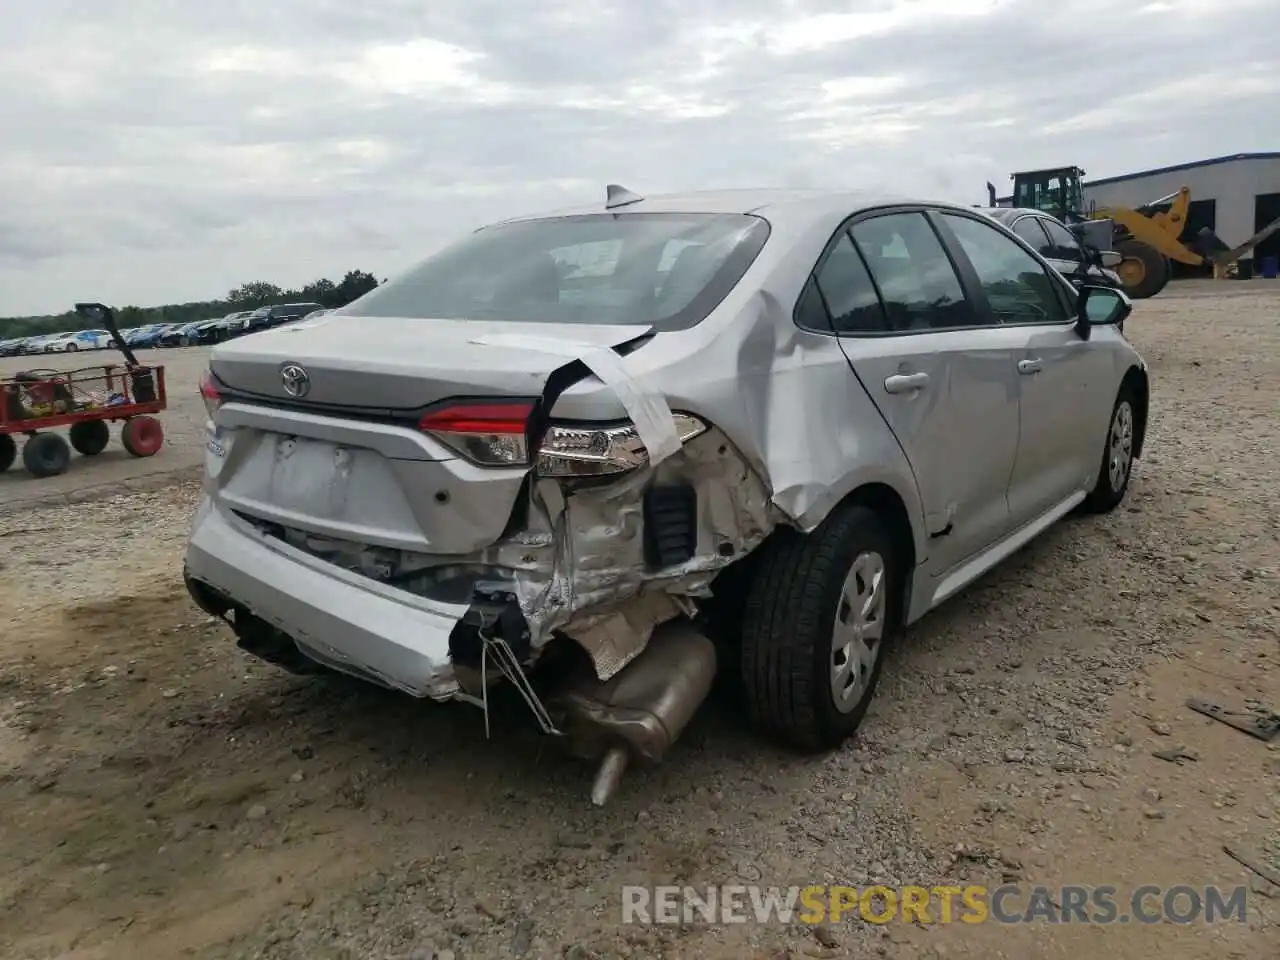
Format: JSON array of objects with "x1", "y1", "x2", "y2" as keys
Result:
[{"x1": 1, "y1": 285, "x2": 1277, "y2": 960}]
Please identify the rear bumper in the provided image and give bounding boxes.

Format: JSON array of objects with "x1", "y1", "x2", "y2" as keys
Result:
[{"x1": 183, "y1": 497, "x2": 467, "y2": 699}]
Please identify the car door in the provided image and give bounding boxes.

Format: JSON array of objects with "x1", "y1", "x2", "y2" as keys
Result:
[
  {"x1": 818, "y1": 209, "x2": 1024, "y2": 576},
  {"x1": 935, "y1": 211, "x2": 1106, "y2": 525}
]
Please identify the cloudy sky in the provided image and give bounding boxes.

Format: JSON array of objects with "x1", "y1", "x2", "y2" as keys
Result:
[{"x1": 1, "y1": 0, "x2": 1273, "y2": 317}]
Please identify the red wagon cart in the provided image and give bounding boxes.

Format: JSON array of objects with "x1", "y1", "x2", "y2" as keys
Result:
[{"x1": 0, "y1": 302, "x2": 168, "y2": 479}]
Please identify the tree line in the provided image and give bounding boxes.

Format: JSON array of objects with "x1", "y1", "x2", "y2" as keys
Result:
[{"x1": 0, "y1": 270, "x2": 382, "y2": 339}]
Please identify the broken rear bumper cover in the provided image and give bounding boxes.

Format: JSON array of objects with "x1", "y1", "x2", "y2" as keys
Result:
[
  {"x1": 184, "y1": 497, "x2": 466, "y2": 699},
  {"x1": 183, "y1": 425, "x2": 775, "y2": 702}
]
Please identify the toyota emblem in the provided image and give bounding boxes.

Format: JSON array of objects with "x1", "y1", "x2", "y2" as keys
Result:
[{"x1": 280, "y1": 362, "x2": 310, "y2": 398}]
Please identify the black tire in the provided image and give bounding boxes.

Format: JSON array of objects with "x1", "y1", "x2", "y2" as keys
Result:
[
  {"x1": 178, "y1": 335, "x2": 190, "y2": 347},
  {"x1": 69, "y1": 420, "x2": 110, "y2": 455},
  {"x1": 0, "y1": 434, "x2": 15, "y2": 473},
  {"x1": 740, "y1": 504, "x2": 900, "y2": 751},
  {"x1": 22, "y1": 432, "x2": 72, "y2": 478},
  {"x1": 1115, "y1": 239, "x2": 1168, "y2": 299},
  {"x1": 65, "y1": 343, "x2": 78, "y2": 353},
  {"x1": 1081, "y1": 384, "x2": 1138, "y2": 514}
]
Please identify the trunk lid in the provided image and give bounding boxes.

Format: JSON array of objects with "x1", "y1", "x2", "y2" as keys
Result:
[
  {"x1": 205, "y1": 315, "x2": 653, "y2": 560},
  {"x1": 209, "y1": 315, "x2": 652, "y2": 410}
]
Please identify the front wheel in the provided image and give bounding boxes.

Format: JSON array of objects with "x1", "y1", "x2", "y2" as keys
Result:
[
  {"x1": 65, "y1": 343, "x2": 78, "y2": 352},
  {"x1": 1081, "y1": 385, "x2": 1137, "y2": 514},
  {"x1": 740, "y1": 504, "x2": 899, "y2": 751}
]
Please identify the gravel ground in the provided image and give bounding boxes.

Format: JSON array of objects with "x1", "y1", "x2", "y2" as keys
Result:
[{"x1": 0, "y1": 284, "x2": 1277, "y2": 960}]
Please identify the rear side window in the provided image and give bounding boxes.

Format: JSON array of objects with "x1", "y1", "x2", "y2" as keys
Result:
[
  {"x1": 939, "y1": 213, "x2": 1069, "y2": 325},
  {"x1": 849, "y1": 213, "x2": 976, "y2": 330},
  {"x1": 813, "y1": 234, "x2": 888, "y2": 334},
  {"x1": 341, "y1": 213, "x2": 770, "y2": 331}
]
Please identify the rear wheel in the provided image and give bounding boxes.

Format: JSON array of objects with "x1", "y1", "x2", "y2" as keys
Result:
[
  {"x1": 0, "y1": 435, "x2": 15, "y2": 473},
  {"x1": 22, "y1": 432, "x2": 71, "y2": 478},
  {"x1": 1114, "y1": 239, "x2": 1169, "y2": 299},
  {"x1": 69, "y1": 420, "x2": 110, "y2": 455},
  {"x1": 740, "y1": 504, "x2": 899, "y2": 750},
  {"x1": 121, "y1": 416, "x2": 164, "y2": 457}
]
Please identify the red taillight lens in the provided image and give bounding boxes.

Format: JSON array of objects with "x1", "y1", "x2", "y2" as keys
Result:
[
  {"x1": 198, "y1": 369, "x2": 223, "y2": 417},
  {"x1": 418, "y1": 401, "x2": 534, "y2": 466}
]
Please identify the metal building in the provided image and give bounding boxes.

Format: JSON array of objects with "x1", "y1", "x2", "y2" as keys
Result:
[{"x1": 1081, "y1": 152, "x2": 1280, "y2": 270}]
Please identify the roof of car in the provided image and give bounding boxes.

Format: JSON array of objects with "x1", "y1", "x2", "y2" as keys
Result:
[
  {"x1": 491, "y1": 187, "x2": 958, "y2": 226},
  {"x1": 975, "y1": 206, "x2": 1047, "y2": 220}
]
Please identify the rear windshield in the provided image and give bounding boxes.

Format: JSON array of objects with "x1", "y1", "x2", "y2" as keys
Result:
[{"x1": 340, "y1": 212, "x2": 770, "y2": 330}]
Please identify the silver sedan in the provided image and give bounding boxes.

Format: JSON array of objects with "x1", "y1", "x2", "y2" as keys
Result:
[{"x1": 184, "y1": 186, "x2": 1148, "y2": 802}]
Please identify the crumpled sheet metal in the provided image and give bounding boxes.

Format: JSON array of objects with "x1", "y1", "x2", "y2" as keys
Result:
[
  {"x1": 481, "y1": 427, "x2": 774, "y2": 680},
  {"x1": 458, "y1": 225, "x2": 926, "y2": 680}
]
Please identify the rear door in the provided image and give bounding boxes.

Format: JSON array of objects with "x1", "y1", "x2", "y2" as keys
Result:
[
  {"x1": 822, "y1": 208, "x2": 1024, "y2": 576},
  {"x1": 934, "y1": 210, "x2": 1105, "y2": 525}
]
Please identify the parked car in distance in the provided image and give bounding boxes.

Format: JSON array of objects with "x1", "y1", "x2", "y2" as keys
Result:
[
  {"x1": 979, "y1": 207, "x2": 1124, "y2": 291},
  {"x1": 275, "y1": 307, "x2": 333, "y2": 329},
  {"x1": 42, "y1": 329, "x2": 110, "y2": 352},
  {"x1": 240, "y1": 302, "x2": 326, "y2": 335},
  {"x1": 185, "y1": 187, "x2": 1149, "y2": 803},
  {"x1": 199, "y1": 312, "x2": 253, "y2": 342},
  {"x1": 0, "y1": 337, "x2": 27, "y2": 357},
  {"x1": 119, "y1": 323, "x2": 166, "y2": 349},
  {"x1": 157, "y1": 321, "x2": 204, "y2": 347}
]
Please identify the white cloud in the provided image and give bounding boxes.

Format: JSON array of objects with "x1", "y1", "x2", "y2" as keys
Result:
[{"x1": 0, "y1": 0, "x2": 1274, "y2": 315}]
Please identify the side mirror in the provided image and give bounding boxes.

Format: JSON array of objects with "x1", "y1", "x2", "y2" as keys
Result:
[
  {"x1": 1100, "y1": 250, "x2": 1124, "y2": 269},
  {"x1": 1075, "y1": 285, "x2": 1132, "y2": 338}
]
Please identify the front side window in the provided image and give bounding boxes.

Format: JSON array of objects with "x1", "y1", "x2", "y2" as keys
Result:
[
  {"x1": 849, "y1": 213, "x2": 976, "y2": 330},
  {"x1": 939, "y1": 213, "x2": 1069, "y2": 325},
  {"x1": 341, "y1": 213, "x2": 770, "y2": 331}
]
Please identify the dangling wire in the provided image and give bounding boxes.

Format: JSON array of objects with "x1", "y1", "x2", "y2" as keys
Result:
[{"x1": 477, "y1": 625, "x2": 562, "y2": 736}]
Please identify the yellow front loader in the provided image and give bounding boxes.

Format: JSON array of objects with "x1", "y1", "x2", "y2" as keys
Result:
[{"x1": 994, "y1": 165, "x2": 1280, "y2": 299}]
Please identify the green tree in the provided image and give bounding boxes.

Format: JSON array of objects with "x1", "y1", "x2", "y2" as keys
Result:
[{"x1": 226, "y1": 282, "x2": 284, "y2": 307}]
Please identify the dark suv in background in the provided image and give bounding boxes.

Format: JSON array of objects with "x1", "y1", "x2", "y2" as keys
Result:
[{"x1": 241, "y1": 302, "x2": 324, "y2": 334}]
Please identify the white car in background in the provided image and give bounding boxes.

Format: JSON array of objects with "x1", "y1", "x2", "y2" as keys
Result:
[{"x1": 42, "y1": 329, "x2": 111, "y2": 352}]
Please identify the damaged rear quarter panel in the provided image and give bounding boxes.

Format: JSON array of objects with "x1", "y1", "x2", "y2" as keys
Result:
[{"x1": 522, "y1": 209, "x2": 927, "y2": 675}]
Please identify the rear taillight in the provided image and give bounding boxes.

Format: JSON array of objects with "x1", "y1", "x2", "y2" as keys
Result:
[
  {"x1": 418, "y1": 401, "x2": 534, "y2": 466},
  {"x1": 419, "y1": 399, "x2": 709, "y2": 475},
  {"x1": 536, "y1": 413, "x2": 707, "y2": 477},
  {"x1": 198, "y1": 369, "x2": 223, "y2": 418}
]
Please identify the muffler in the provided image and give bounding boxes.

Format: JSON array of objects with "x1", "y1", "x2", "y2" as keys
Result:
[{"x1": 554, "y1": 618, "x2": 717, "y2": 806}]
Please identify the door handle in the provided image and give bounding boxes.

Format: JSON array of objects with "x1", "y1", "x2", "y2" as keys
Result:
[
  {"x1": 884, "y1": 372, "x2": 929, "y2": 394},
  {"x1": 1017, "y1": 358, "x2": 1043, "y2": 375}
]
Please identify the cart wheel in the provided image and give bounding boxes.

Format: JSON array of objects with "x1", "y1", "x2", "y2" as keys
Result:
[
  {"x1": 121, "y1": 416, "x2": 164, "y2": 457},
  {"x1": 0, "y1": 435, "x2": 15, "y2": 473},
  {"x1": 69, "y1": 421, "x2": 111, "y2": 456},
  {"x1": 22, "y1": 432, "x2": 71, "y2": 478}
]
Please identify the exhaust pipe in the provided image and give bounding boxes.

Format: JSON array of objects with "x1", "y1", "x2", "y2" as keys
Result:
[{"x1": 554, "y1": 618, "x2": 717, "y2": 806}]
